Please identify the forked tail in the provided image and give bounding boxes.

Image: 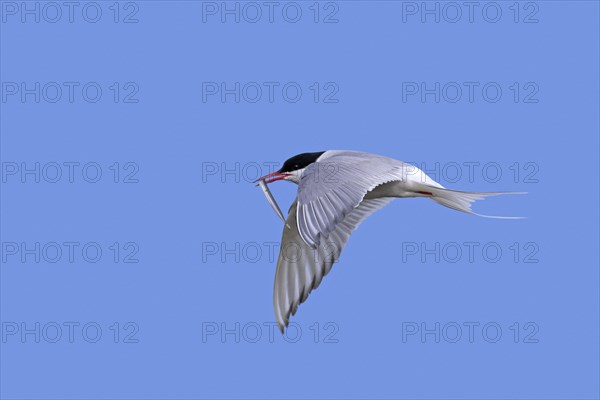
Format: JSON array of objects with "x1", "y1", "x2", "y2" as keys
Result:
[{"x1": 423, "y1": 186, "x2": 526, "y2": 219}]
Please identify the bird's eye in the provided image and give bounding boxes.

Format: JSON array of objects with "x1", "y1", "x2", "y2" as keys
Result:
[{"x1": 294, "y1": 164, "x2": 299, "y2": 168}]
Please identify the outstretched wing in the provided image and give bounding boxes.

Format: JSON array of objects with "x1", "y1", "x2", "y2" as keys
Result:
[
  {"x1": 273, "y1": 196, "x2": 393, "y2": 332},
  {"x1": 296, "y1": 151, "x2": 409, "y2": 248}
]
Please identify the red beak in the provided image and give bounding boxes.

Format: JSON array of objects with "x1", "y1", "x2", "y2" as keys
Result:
[{"x1": 255, "y1": 171, "x2": 289, "y2": 184}]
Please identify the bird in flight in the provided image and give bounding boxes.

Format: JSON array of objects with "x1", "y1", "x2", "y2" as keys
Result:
[{"x1": 255, "y1": 150, "x2": 523, "y2": 333}]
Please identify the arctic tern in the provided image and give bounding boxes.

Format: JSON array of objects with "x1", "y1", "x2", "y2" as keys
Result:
[{"x1": 255, "y1": 150, "x2": 524, "y2": 333}]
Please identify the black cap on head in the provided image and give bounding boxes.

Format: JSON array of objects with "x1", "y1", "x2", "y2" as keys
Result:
[{"x1": 279, "y1": 151, "x2": 326, "y2": 173}]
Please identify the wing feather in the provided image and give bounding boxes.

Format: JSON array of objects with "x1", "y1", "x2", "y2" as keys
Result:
[
  {"x1": 296, "y1": 151, "x2": 409, "y2": 248},
  {"x1": 273, "y1": 196, "x2": 393, "y2": 332}
]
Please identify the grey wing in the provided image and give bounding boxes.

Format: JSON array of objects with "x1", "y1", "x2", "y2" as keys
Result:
[
  {"x1": 274, "y1": 196, "x2": 393, "y2": 332},
  {"x1": 296, "y1": 151, "x2": 409, "y2": 248}
]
